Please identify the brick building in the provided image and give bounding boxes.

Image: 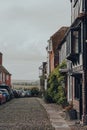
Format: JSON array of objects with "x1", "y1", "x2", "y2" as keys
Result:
[
  {"x1": 0, "y1": 53, "x2": 11, "y2": 87},
  {"x1": 47, "y1": 27, "x2": 69, "y2": 74}
]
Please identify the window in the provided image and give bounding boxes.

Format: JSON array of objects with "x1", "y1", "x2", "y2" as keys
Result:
[
  {"x1": 68, "y1": 76, "x2": 73, "y2": 101},
  {"x1": 73, "y1": 0, "x2": 78, "y2": 7},
  {"x1": 48, "y1": 39, "x2": 52, "y2": 52},
  {"x1": 3, "y1": 73, "x2": 5, "y2": 82},
  {"x1": 6, "y1": 75, "x2": 9, "y2": 80},
  {"x1": 66, "y1": 31, "x2": 72, "y2": 56},
  {"x1": 72, "y1": 26, "x2": 81, "y2": 54},
  {"x1": 86, "y1": 1, "x2": 87, "y2": 11},
  {"x1": 72, "y1": 31, "x2": 79, "y2": 53},
  {"x1": 0, "y1": 72, "x2": 2, "y2": 81},
  {"x1": 74, "y1": 0, "x2": 78, "y2": 3}
]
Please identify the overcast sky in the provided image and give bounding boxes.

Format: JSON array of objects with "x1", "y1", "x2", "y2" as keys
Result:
[{"x1": 0, "y1": 0, "x2": 71, "y2": 81}]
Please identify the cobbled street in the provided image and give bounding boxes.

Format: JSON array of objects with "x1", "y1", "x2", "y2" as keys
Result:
[{"x1": 0, "y1": 98, "x2": 54, "y2": 130}]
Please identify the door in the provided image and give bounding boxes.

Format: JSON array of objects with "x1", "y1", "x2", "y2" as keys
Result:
[{"x1": 74, "y1": 74, "x2": 82, "y2": 119}]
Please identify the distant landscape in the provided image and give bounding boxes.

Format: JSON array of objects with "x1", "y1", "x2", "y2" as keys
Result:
[{"x1": 12, "y1": 80, "x2": 40, "y2": 89}]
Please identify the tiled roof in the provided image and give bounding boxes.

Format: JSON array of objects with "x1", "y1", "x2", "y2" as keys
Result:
[{"x1": 50, "y1": 27, "x2": 69, "y2": 52}]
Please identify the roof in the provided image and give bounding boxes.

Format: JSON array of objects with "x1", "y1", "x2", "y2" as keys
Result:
[
  {"x1": 0, "y1": 65, "x2": 11, "y2": 75},
  {"x1": 0, "y1": 52, "x2": 2, "y2": 55},
  {"x1": 50, "y1": 27, "x2": 69, "y2": 52}
]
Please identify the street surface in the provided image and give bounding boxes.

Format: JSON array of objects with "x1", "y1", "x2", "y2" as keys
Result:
[{"x1": 0, "y1": 98, "x2": 54, "y2": 130}]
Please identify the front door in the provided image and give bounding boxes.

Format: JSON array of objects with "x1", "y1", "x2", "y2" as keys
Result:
[{"x1": 75, "y1": 75, "x2": 82, "y2": 119}]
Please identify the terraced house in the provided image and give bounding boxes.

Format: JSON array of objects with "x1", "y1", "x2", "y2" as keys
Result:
[
  {"x1": 66, "y1": 0, "x2": 87, "y2": 124},
  {"x1": 39, "y1": 27, "x2": 68, "y2": 93},
  {"x1": 39, "y1": 0, "x2": 87, "y2": 125},
  {"x1": 47, "y1": 27, "x2": 68, "y2": 75},
  {"x1": 0, "y1": 52, "x2": 11, "y2": 87},
  {"x1": 46, "y1": 27, "x2": 69, "y2": 102}
]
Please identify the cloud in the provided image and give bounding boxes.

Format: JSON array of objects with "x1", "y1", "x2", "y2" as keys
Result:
[{"x1": 0, "y1": 0, "x2": 71, "y2": 80}]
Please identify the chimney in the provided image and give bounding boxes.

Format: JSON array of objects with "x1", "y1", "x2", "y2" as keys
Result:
[{"x1": 0, "y1": 52, "x2": 2, "y2": 65}]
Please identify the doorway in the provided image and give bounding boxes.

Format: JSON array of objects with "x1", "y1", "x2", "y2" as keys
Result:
[{"x1": 74, "y1": 74, "x2": 82, "y2": 119}]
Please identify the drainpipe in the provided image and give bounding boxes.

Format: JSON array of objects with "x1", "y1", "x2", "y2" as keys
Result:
[
  {"x1": 82, "y1": 0, "x2": 87, "y2": 125},
  {"x1": 82, "y1": 71, "x2": 87, "y2": 125}
]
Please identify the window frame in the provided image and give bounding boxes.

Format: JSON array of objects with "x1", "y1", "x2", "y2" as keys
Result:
[
  {"x1": 71, "y1": 25, "x2": 81, "y2": 54},
  {"x1": 73, "y1": 0, "x2": 78, "y2": 7}
]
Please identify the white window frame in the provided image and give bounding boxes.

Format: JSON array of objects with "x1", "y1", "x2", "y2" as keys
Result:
[{"x1": 48, "y1": 39, "x2": 52, "y2": 52}]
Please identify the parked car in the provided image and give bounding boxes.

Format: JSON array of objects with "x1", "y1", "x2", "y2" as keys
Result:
[
  {"x1": 13, "y1": 89, "x2": 21, "y2": 98},
  {"x1": 0, "y1": 91, "x2": 6, "y2": 104},
  {"x1": 0, "y1": 84, "x2": 14, "y2": 99},
  {"x1": 25, "y1": 90, "x2": 31, "y2": 97},
  {"x1": 0, "y1": 89, "x2": 10, "y2": 101},
  {"x1": 21, "y1": 90, "x2": 26, "y2": 97}
]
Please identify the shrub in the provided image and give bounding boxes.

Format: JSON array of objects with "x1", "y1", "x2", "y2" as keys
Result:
[
  {"x1": 44, "y1": 90, "x2": 54, "y2": 103},
  {"x1": 44, "y1": 60, "x2": 67, "y2": 106},
  {"x1": 57, "y1": 86, "x2": 66, "y2": 103},
  {"x1": 31, "y1": 87, "x2": 39, "y2": 96}
]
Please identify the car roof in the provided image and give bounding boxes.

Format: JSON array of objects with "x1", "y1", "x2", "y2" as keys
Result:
[
  {"x1": 0, "y1": 89, "x2": 8, "y2": 92},
  {"x1": 0, "y1": 85, "x2": 11, "y2": 91},
  {"x1": 0, "y1": 88, "x2": 8, "y2": 90}
]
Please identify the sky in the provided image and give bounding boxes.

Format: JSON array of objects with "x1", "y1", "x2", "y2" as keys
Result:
[{"x1": 0, "y1": 0, "x2": 71, "y2": 81}]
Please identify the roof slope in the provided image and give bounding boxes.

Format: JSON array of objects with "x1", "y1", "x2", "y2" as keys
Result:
[
  {"x1": 0, "y1": 65, "x2": 11, "y2": 75},
  {"x1": 50, "y1": 27, "x2": 69, "y2": 52}
]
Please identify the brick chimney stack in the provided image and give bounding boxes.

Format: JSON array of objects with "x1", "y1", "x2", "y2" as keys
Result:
[{"x1": 0, "y1": 52, "x2": 2, "y2": 65}]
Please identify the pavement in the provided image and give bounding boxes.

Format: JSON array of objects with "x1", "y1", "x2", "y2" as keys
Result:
[{"x1": 38, "y1": 98, "x2": 72, "y2": 130}]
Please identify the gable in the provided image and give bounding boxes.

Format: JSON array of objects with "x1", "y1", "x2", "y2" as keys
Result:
[{"x1": 50, "y1": 27, "x2": 69, "y2": 52}]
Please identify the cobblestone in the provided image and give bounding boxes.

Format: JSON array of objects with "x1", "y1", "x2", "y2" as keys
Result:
[
  {"x1": 0, "y1": 98, "x2": 54, "y2": 130},
  {"x1": 70, "y1": 124, "x2": 87, "y2": 130}
]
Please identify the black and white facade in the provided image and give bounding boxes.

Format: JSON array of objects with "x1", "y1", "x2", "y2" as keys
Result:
[{"x1": 66, "y1": 0, "x2": 87, "y2": 124}]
